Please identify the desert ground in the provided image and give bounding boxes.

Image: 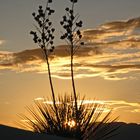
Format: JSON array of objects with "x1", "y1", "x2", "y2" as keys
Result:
[{"x1": 0, "y1": 123, "x2": 140, "y2": 140}]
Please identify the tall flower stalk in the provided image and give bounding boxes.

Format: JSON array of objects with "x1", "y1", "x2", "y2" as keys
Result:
[
  {"x1": 30, "y1": 0, "x2": 60, "y2": 128},
  {"x1": 21, "y1": 1, "x2": 121, "y2": 139},
  {"x1": 60, "y1": 0, "x2": 84, "y2": 126}
]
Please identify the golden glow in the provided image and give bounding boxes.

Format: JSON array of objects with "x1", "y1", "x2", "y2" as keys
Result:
[
  {"x1": 0, "y1": 40, "x2": 4, "y2": 45},
  {"x1": 65, "y1": 120, "x2": 76, "y2": 128},
  {"x1": 34, "y1": 98, "x2": 140, "y2": 114}
]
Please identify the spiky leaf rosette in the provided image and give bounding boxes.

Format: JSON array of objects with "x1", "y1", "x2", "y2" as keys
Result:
[{"x1": 18, "y1": 95, "x2": 120, "y2": 140}]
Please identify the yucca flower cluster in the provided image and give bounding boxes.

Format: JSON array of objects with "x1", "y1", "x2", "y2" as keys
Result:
[
  {"x1": 30, "y1": 0, "x2": 55, "y2": 54},
  {"x1": 70, "y1": 0, "x2": 78, "y2": 3},
  {"x1": 60, "y1": 0, "x2": 84, "y2": 49}
]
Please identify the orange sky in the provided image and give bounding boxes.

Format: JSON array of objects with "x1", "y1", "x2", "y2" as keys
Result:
[{"x1": 0, "y1": 0, "x2": 140, "y2": 127}]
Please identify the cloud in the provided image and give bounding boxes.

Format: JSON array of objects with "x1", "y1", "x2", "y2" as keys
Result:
[
  {"x1": 82, "y1": 100, "x2": 140, "y2": 114},
  {"x1": 0, "y1": 45, "x2": 102, "y2": 74},
  {"x1": 82, "y1": 17, "x2": 140, "y2": 59},
  {"x1": 0, "y1": 49, "x2": 45, "y2": 72},
  {"x1": 0, "y1": 99, "x2": 10, "y2": 105},
  {"x1": 34, "y1": 97, "x2": 140, "y2": 114},
  {"x1": 82, "y1": 17, "x2": 140, "y2": 44},
  {"x1": 0, "y1": 46, "x2": 140, "y2": 80},
  {"x1": 0, "y1": 40, "x2": 5, "y2": 46},
  {"x1": 0, "y1": 17, "x2": 140, "y2": 80}
]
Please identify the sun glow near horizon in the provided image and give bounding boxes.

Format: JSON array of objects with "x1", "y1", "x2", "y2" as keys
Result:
[
  {"x1": 17, "y1": 97, "x2": 139, "y2": 131},
  {"x1": 0, "y1": 0, "x2": 140, "y2": 129}
]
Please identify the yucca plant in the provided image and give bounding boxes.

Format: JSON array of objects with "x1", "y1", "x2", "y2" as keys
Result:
[
  {"x1": 19, "y1": 0, "x2": 120, "y2": 139},
  {"x1": 19, "y1": 95, "x2": 120, "y2": 140},
  {"x1": 29, "y1": 0, "x2": 61, "y2": 129},
  {"x1": 60, "y1": 0, "x2": 84, "y2": 127}
]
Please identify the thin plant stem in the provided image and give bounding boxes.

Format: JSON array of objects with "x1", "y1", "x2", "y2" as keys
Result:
[{"x1": 43, "y1": 49, "x2": 61, "y2": 129}]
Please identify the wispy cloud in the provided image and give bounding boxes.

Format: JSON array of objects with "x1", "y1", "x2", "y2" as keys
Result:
[
  {"x1": 0, "y1": 17, "x2": 140, "y2": 80},
  {"x1": 82, "y1": 100, "x2": 140, "y2": 114},
  {"x1": 96, "y1": 100, "x2": 140, "y2": 114},
  {"x1": 34, "y1": 97, "x2": 140, "y2": 114},
  {"x1": 0, "y1": 40, "x2": 5, "y2": 46},
  {"x1": 0, "y1": 99, "x2": 10, "y2": 105},
  {"x1": 82, "y1": 17, "x2": 140, "y2": 44}
]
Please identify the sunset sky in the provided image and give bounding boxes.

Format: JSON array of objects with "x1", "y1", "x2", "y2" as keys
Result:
[{"x1": 0, "y1": 0, "x2": 140, "y2": 127}]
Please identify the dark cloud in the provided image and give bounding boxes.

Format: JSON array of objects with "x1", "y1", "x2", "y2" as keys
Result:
[
  {"x1": 0, "y1": 17, "x2": 140, "y2": 80},
  {"x1": 13, "y1": 49, "x2": 44, "y2": 63},
  {"x1": 100, "y1": 17, "x2": 140, "y2": 30},
  {"x1": 82, "y1": 17, "x2": 140, "y2": 46},
  {"x1": 53, "y1": 45, "x2": 102, "y2": 57},
  {"x1": 0, "y1": 45, "x2": 140, "y2": 80}
]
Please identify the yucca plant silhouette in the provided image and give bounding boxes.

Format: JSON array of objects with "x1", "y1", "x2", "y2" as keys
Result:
[
  {"x1": 19, "y1": 0, "x2": 120, "y2": 139},
  {"x1": 29, "y1": 0, "x2": 61, "y2": 129},
  {"x1": 19, "y1": 95, "x2": 120, "y2": 140},
  {"x1": 60, "y1": 0, "x2": 84, "y2": 127}
]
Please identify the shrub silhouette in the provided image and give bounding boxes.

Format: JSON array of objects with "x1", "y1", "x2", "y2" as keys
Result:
[
  {"x1": 19, "y1": 0, "x2": 120, "y2": 139},
  {"x1": 19, "y1": 95, "x2": 120, "y2": 140}
]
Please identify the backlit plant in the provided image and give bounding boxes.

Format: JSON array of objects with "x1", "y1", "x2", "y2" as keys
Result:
[
  {"x1": 29, "y1": 0, "x2": 61, "y2": 129},
  {"x1": 19, "y1": 0, "x2": 120, "y2": 140},
  {"x1": 19, "y1": 95, "x2": 120, "y2": 140},
  {"x1": 60, "y1": 0, "x2": 84, "y2": 127}
]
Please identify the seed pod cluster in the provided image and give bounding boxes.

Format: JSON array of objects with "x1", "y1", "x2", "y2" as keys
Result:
[
  {"x1": 70, "y1": 0, "x2": 78, "y2": 3},
  {"x1": 30, "y1": 0, "x2": 55, "y2": 54},
  {"x1": 60, "y1": 0, "x2": 84, "y2": 47}
]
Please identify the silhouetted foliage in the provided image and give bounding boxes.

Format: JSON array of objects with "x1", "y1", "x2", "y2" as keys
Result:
[
  {"x1": 30, "y1": 2, "x2": 55, "y2": 52},
  {"x1": 29, "y1": 0, "x2": 61, "y2": 130},
  {"x1": 60, "y1": 0, "x2": 84, "y2": 52},
  {"x1": 20, "y1": 0, "x2": 121, "y2": 140},
  {"x1": 19, "y1": 95, "x2": 120, "y2": 140},
  {"x1": 60, "y1": 0, "x2": 84, "y2": 128}
]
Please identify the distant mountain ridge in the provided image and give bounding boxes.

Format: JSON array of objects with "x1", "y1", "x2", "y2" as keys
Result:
[
  {"x1": 111, "y1": 122, "x2": 140, "y2": 140},
  {"x1": 0, "y1": 124, "x2": 71, "y2": 140},
  {"x1": 0, "y1": 122, "x2": 140, "y2": 140}
]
